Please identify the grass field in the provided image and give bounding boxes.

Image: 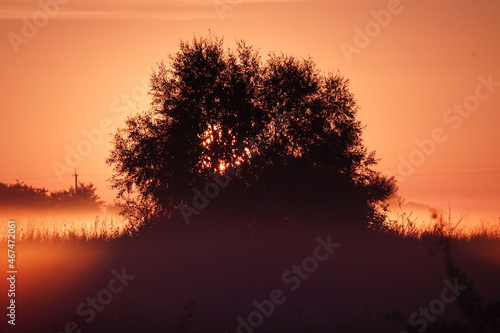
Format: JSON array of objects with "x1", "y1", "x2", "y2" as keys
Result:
[{"x1": 1, "y1": 210, "x2": 500, "y2": 332}]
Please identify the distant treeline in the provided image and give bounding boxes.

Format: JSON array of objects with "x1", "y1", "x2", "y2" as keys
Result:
[{"x1": 0, "y1": 181, "x2": 104, "y2": 211}]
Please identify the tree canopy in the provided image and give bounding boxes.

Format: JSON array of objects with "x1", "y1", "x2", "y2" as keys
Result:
[
  {"x1": 107, "y1": 34, "x2": 396, "y2": 227},
  {"x1": 0, "y1": 181, "x2": 104, "y2": 212}
]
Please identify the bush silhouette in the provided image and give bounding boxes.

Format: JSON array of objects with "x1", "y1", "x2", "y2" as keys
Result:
[{"x1": 0, "y1": 180, "x2": 103, "y2": 212}]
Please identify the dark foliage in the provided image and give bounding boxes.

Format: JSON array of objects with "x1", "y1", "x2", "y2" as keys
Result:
[
  {"x1": 0, "y1": 180, "x2": 104, "y2": 212},
  {"x1": 107, "y1": 34, "x2": 396, "y2": 227}
]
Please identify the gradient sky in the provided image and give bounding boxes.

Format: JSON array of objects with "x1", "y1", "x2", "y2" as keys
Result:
[{"x1": 1, "y1": 0, "x2": 499, "y2": 221}]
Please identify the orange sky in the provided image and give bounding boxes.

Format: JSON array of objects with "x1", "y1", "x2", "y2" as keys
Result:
[{"x1": 1, "y1": 0, "x2": 499, "y2": 221}]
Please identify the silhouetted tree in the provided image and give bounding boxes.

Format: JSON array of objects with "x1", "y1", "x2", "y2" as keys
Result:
[
  {"x1": 0, "y1": 180, "x2": 50, "y2": 209},
  {"x1": 107, "y1": 34, "x2": 396, "y2": 226},
  {"x1": 51, "y1": 182, "x2": 104, "y2": 211},
  {"x1": 0, "y1": 181, "x2": 104, "y2": 212}
]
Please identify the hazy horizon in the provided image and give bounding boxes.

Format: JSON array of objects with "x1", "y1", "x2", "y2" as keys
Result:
[{"x1": 1, "y1": 0, "x2": 499, "y2": 226}]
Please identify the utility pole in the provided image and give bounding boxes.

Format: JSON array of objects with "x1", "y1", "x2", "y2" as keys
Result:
[{"x1": 74, "y1": 169, "x2": 78, "y2": 195}]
